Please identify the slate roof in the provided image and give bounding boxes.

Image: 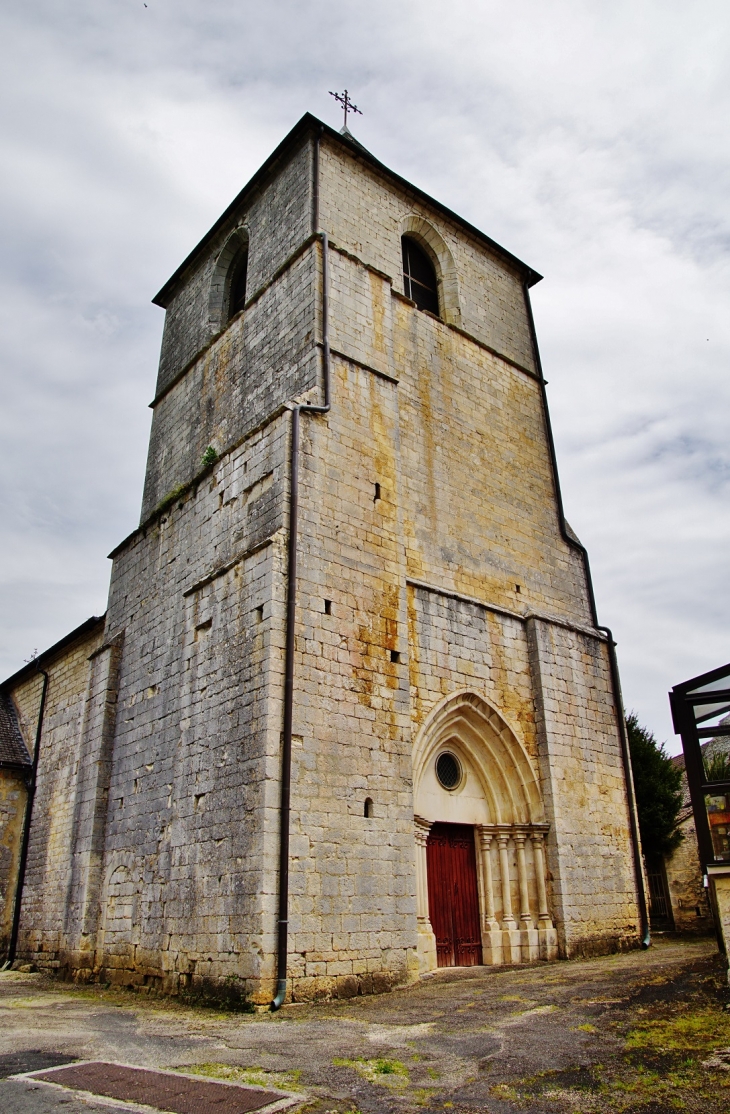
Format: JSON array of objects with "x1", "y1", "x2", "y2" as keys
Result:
[{"x1": 0, "y1": 692, "x2": 31, "y2": 769}]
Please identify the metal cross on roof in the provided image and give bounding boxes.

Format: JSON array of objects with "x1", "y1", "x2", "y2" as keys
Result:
[{"x1": 329, "y1": 89, "x2": 363, "y2": 130}]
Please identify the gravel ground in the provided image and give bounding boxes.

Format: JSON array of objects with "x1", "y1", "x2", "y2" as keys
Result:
[{"x1": 0, "y1": 937, "x2": 726, "y2": 1114}]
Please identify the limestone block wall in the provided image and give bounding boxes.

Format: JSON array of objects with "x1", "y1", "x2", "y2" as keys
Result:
[
  {"x1": 406, "y1": 587, "x2": 549, "y2": 951},
  {"x1": 528, "y1": 618, "x2": 640, "y2": 954},
  {"x1": 6, "y1": 119, "x2": 643, "y2": 1001},
  {"x1": 9, "y1": 625, "x2": 105, "y2": 965},
  {"x1": 309, "y1": 186, "x2": 640, "y2": 965},
  {"x1": 0, "y1": 770, "x2": 26, "y2": 956},
  {"x1": 97, "y1": 414, "x2": 290, "y2": 998},
  {"x1": 285, "y1": 354, "x2": 418, "y2": 1000},
  {"x1": 319, "y1": 140, "x2": 536, "y2": 374},
  {"x1": 321, "y1": 154, "x2": 591, "y2": 625},
  {"x1": 155, "y1": 139, "x2": 313, "y2": 396},
  {"x1": 142, "y1": 245, "x2": 319, "y2": 521},
  {"x1": 664, "y1": 809, "x2": 713, "y2": 934}
]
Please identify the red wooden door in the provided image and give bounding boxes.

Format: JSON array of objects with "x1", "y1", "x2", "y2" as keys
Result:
[{"x1": 426, "y1": 823, "x2": 483, "y2": 967}]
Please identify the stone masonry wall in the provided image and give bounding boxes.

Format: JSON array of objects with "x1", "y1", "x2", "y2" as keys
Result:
[
  {"x1": 663, "y1": 764, "x2": 713, "y2": 934},
  {"x1": 97, "y1": 413, "x2": 291, "y2": 999},
  {"x1": 664, "y1": 811, "x2": 713, "y2": 933},
  {"x1": 285, "y1": 135, "x2": 641, "y2": 981},
  {"x1": 319, "y1": 143, "x2": 535, "y2": 374},
  {"x1": 286, "y1": 354, "x2": 417, "y2": 1000},
  {"x1": 155, "y1": 139, "x2": 313, "y2": 397},
  {"x1": 9, "y1": 626, "x2": 105, "y2": 966},
  {"x1": 10, "y1": 122, "x2": 641, "y2": 1001},
  {"x1": 142, "y1": 138, "x2": 316, "y2": 521},
  {"x1": 0, "y1": 769, "x2": 27, "y2": 956},
  {"x1": 527, "y1": 618, "x2": 640, "y2": 954}
]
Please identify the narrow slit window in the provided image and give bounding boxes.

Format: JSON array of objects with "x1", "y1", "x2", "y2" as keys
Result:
[
  {"x1": 402, "y1": 236, "x2": 439, "y2": 316},
  {"x1": 364, "y1": 797, "x2": 373, "y2": 818},
  {"x1": 228, "y1": 250, "x2": 248, "y2": 321}
]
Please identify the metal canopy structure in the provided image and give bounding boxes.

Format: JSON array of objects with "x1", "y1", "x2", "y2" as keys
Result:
[{"x1": 670, "y1": 662, "x2": 730, "y2": 870}]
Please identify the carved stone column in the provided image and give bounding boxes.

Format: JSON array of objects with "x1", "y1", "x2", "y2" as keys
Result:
[
  {"x1": 531, "y1": 830, "x2": 558, "y2": 960},
  {"x1": 514, "y1": 833, "x2": 533, "y2": 928},
  {"x1": 497, "y1": 834, "x2": 516, "y2": 928},
  {"x1": 514, "y1": 830, "x2": 539, "y2": 961},
  {"x1": 531, "y1": 832, "x2": 551, "y2": 923},
  {"x1": 414, "y1": 816, "x2": 437, "y2": 972},
  {"x1": 497, "y1": 832, "x2": 522, "y2": 963},
  {"x1": 477, "y1": 830, "x2": 498, "y2": 928},
  {"x1": 477, "y1": 827, "x2": 502, "y2": 964}
]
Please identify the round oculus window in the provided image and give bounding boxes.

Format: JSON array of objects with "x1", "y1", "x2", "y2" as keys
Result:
[{"x1": 436, "y1": 752, "x2": 461, "y2": 791}]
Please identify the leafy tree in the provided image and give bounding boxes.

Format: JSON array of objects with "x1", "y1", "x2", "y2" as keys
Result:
[{"x1": 626, "y1": 712, "x2": 684, "y2": 862}]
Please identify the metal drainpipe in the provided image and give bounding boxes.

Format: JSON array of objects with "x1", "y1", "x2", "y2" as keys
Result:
[
  {"x1": 271, "y1": 128, "x2": 330, "y2": 1010},
  {"x1": 522, "y1": 280, "x2": 651, "y2": 950},
  {"x1": 3, "y1": 662, "x2": 49, "y2": 969}
]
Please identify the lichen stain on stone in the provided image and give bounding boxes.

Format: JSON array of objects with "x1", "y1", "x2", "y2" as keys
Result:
[
  {"x1": 368, "y1": 271, "x2": 388, "y2": 360},
  {"x1": 406, "y1": 585, "x2": 423, "y2": 722}
]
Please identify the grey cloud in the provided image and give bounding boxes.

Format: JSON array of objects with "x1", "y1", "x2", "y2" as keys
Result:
[{"x1": 2, "y1": 0, "x2": 730, "y2": 751}]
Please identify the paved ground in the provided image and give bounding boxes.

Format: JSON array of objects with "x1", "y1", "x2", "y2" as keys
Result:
[{"x1": 1, "y1": 937, "x2": 729, "y2": 1114}]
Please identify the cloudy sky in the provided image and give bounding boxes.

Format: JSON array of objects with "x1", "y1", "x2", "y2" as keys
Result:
[{"x1": 1, "y1": 1, "x2": 728, "y2": 752}]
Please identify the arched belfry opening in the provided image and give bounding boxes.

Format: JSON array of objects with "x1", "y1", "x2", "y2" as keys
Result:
[
  {"x1": 226, "y1": 247, "x2": 248, "y2": 322},
  {"x1": 412, "y1": 691, "x2": 558, "y2": 971},
  {"x1": 402, "y1": 235, "x2": 440, "y2": 316},
  {"x1": 400, "y1": 215, "x2": 462, "y2": 325},
  {"x1": 208, "y1": 228, "x2": 249, "y2": 332}
]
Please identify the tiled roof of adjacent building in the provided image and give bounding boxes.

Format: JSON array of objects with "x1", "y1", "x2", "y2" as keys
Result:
[{"x1": 0, "y1": 692, "x2": 31, "y2": 768}]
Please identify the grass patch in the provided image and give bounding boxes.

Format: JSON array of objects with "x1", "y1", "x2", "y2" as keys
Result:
[
  {"x1": 626, "y1": 1006, "x2": 730, "y2": 1054},
  {"x1": 175, "y1": 1062, "x2": 303, "y2": 1091},
  {"x1": 494, "y1": 1005, "x2": 730, "y2": 1113},
  {"x1": 332, "y1": 1057, "x2": 409, "y2": 1086}
]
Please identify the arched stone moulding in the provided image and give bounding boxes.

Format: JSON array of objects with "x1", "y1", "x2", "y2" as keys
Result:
[
  {"x1": 93, "y1": 856, "x2": 142, "y2": 982},
  {"x1": 208, "y1": 227, "x2": 249, "y2": 333},
  {"x1": 401, "y1": 214, "x2": 462, "y2": 326},
  {"x1": 412, "y1": 690, "x2": 558, "y2": 971}
]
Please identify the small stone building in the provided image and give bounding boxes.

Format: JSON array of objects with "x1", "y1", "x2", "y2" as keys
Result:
[
  {"x1": 0, "y1": 114, "x2": 645, "y2": 1003},
  {"x1": 0, "y1": 693, "x2": 32, "y2": 956},
  {"x1": 658, "y1": 748, "x2": 725, "y2": 935}
]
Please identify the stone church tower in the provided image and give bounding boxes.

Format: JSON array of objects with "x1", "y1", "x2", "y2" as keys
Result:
[{"x1": 0, "y1": 115, "x2": 647, "y2": 1003}]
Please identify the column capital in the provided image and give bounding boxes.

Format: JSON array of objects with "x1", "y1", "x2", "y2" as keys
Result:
[{"x1": 414, "y1": 815, "x2": 432, "y2": 846}]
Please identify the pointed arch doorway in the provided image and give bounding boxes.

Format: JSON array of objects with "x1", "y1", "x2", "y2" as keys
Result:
[{"x1": 412, "y1": 691, "x2": 559, "y2": 972}]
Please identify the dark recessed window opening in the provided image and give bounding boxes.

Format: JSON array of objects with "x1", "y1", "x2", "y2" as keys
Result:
[
  {"x1": 436, "y1": 751, "x2": 461, "y2": 791},
  {"x1": 324, "y1": 599, "x2": 332, "y2": 615},
  {"x1": 228, "y1": 250, "x2": 248, "y2": 321},
  {"x1": 364, "y1": 797, "x2": 373, "y2": 818},
  {"x1": 255, "y1": 605, "x2": 264, "y2": 623},
  {"x1": 374, "y1": 482, "x2": 381, "y2": 501},
  {"x1": 402, "y1": 236, "x2": 439, "y2": 316},
  {"x1": 515, "y1": 584, "x2": 521, "y2": 593},
  {"x1": 390, "y1": 650, "x2": 400, "y2": 663}
]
